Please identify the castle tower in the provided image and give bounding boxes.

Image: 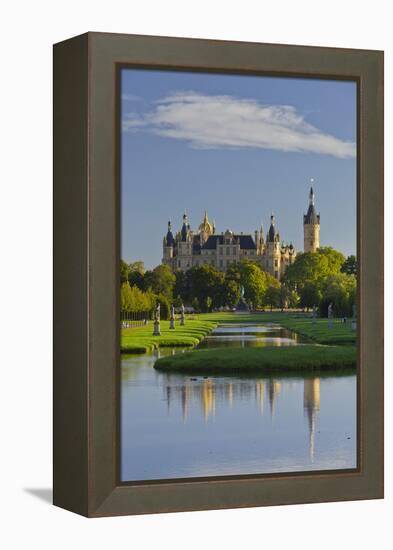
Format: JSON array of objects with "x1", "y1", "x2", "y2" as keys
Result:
[
  {"x1": 303, "y1": 186, "x2": 320, "y2": 253},
  {"x1": 162, "y1": 220, "x2": 174, "y2": 265},
  {"x1": 177, "y1": 211, "x2": 193, "y2": 270},
  {"x1": 266, "y1": 214, "x2": 281, "y2": 279}
]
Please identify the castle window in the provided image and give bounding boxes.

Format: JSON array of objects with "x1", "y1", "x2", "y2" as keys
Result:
[
  {"x1": 219, "y1": 259, "x2": 223, "y2": 268},
  {"x1": 275, "y1": 271, "x2": 279, "y2": 279},
  {"x1": 274, "y1": 259, "x2": 278, "y2": 267},
  {"x1": 226, "y1": 247, "x2": 230, "y2": 255},
  {"x1": 232, "y1": 247, "x2": 236, "y2": 254}
]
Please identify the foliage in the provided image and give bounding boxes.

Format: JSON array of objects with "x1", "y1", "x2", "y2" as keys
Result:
[
  {"x1": 120, "y1": 282, "x2": 155, "y2": 313},
  {"x1": 300, "y1": 281, "x2": 322, "y2": 311},
  {"x1": 341, "y1": 255, "x2": 357, "y2": 276},
  {"x1": 129, "y1": 261, "x2": 145, "y2": 274},
  {"x1": 283, "y1": 247, "x2": 345, "y2": 289},
  {"x1": 264, "y1": 284, "x2": 281, "y2": 311},
  {"x1": 283, "y1": 247, "x2": 355, "y2": 316},
  {"x1": 121, "y1": 259, "x2": 145, "y2": 286},
  {"x1": 184, "y1": 265, "x2": 225, "y2": 311},
  {"x1": 226, "y1": 259, "x2": 277, "y2": 308},
  {"x1": 143, "y1": 264, "x2": 176, "y2": 301},
  {"x1": 319, "y1": 273, "x2": 357, "y2": 317},
  {"x1": 120, "y1": 260, "x2": 130, "y2": 283}
]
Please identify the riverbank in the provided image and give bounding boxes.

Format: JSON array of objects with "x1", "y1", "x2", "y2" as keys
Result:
[
  {"x1": 121, "y1": 319, "x2": 217, "y2": 353},
  {"x1": 196, "y1": 312, "x2": 356, "y2": 345},
  {"x1": 154, "y1": 344, "x2": 357, "y2": 374}
]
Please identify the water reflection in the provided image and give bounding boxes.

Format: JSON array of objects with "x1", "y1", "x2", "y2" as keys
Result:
[
  {"x1": 162, "y1": 374, "x2": 323, "y2": 459},
  {"x1": 197, "y1": 324, "x2": 311, "y2": 349},
  {"x1": 121, "y1": 322, "x2": 356, "y2": 481},
  {"x1": 304, "y1": 378, "x2": 320, "y2": 461}
]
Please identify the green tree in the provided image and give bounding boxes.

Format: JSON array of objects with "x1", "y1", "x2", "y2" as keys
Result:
[
  {"x1": 186, "y1": 264, "x2": 225, "y2": 311},
  {"x1": 144, "y1": 264, "x2": 176, "y2": 301},
  {"x1": 319, "y1": 273, "x2": 356, "y2": 317},
  {"x1": 283, "y1": 247, "x2": 345, "y2": 292},
  {"x1": 278, "y1": 284, "x2": 299, "y2": 311},
  {"x1": 341, "y1": 255, "x2": 357, "y2": 276},
  {"x1": 222, "y1": 278, "x2": 241, "y2": 308},
  {"x1": 120, "y1": 260, "x2": 130, "y2": 283},
  {"x1": 287, "y1": 289, "x2": 300, "y2": 309},
  {"x1": 227, "y1": 259, "x2": 270, "y2": 308},
  {"x1": 317, "y1": 247, "x2": 346, "y2": 273},
  {"x1": 264, "y1": 283, "x2": 281, "y2": 311},
  {"x1": 128, "y1": 261, "x2": 145, "y2": 275},
  {"x1": 300, "y1": 281, "x2": 322, "y2": 311},
  {"x1": 174, "y1": 270, "x2": 189, "y2": 303}
]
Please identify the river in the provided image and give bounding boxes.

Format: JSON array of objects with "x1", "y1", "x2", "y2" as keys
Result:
[{"x1": 121, "y1": 323, "x2": 357, "y2": 481}]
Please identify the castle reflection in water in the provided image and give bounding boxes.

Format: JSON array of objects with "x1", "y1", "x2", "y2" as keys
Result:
[{"x1": 164, "y1": 376, "x2": 320, "y2": 460}]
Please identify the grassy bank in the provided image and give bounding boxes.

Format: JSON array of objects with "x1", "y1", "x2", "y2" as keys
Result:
[
  {"x1": 121, "y1": 319, "x2": 217, "y2": 354},
  {"x1": 196, "y1": 312, "x2": 356, "y2": 345},
  {"x1": 154, "y1": 344, "x2": 357, "y2": 374}
]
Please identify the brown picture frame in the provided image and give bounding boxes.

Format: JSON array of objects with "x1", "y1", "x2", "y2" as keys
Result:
[{"x1": 53, "y1": 32, "x2": 383, "y2": 517}]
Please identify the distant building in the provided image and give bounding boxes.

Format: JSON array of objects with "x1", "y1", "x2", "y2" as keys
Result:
[
  {"x1": 162, "y1": 188, "x2": 320, "y2": 280},
  {"x1": 303, "y1": 187, "x2": 321, "y2": 253}
]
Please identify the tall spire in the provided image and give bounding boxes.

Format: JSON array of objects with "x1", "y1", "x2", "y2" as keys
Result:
[
  {"x1": 267, "y1": 214, "x2": 276, "y2": 242},
  {"x1": 309, "y1": 178, "x2": 315, "y2": 205},
  {"x1": 166, "y1": 219, "x2": 174, "y2": 246},
  {"x1": 181, "y1": 211, "x2": 188, "y2": 241}
]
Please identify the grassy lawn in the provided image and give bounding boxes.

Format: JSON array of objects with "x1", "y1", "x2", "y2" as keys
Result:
[
  {"x1": 154, "y1": 344, "x2": 357, "y2": 374},
  {"x1": 121, "y1": 319, "x2": 217, "y2": 354},
  {"x1": 195, "y1": 311, "x2": 356, "y2": 345}
]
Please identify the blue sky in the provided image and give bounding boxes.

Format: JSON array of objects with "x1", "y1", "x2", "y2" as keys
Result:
[{"x1": 121, "y1": 68, "x2": 356, "y2": 269}]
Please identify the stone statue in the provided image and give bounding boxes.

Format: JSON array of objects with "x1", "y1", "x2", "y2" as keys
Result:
[
  {"x1": 153, "y1": 303, "x2": 161, "y2": 336},
  {"x1": 180, "y1": 303, "x2": 185, "y2": 326},
  {"x1": 328, "y1": 302, "x2": 333, "y2": 328},
  {"x1": 352, "y1": 303, "x2": 357, "y2": 332},
  {"x1": 169, "y1": 304, "x2": 175, "y2": 330}
]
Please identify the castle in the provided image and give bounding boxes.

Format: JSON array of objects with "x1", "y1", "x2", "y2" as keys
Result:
[{"x1": 162, "y1": 187, "x2": 320, "y2": 280}]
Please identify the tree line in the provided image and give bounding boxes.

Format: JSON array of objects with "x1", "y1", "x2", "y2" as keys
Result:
[{"x1": 120, "y1": 249, "x2": 357, "y2": 318}]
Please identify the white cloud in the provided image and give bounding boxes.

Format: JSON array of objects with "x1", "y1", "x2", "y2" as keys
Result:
[{"x1": 122, "y1": 91, "x2": 355, "y2": 159}]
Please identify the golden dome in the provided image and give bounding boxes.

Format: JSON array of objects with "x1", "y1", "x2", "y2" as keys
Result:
[{"x1": 198, "y1": 210, "x2": 214, "y2": 235}]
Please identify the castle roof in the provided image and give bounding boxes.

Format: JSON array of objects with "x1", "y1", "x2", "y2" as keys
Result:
[
  {"x1": 304, "y1": 204, "x2": 320, "y2": 224},
  {"x1": 304, "y1": 186, "x2": 320, "y2": 224},
  {"x1": 202, "y1": 234, "x2": 256, "y2": 250},
  {"x1": 267, "y1": 215, "x2": 276, "y2": 242},
  {"x1": 165, "y1": 221, "x2": 175, "y2": 246},
  {"x1": 179, "y1": 212, "x2": 189, "y2": 241}
]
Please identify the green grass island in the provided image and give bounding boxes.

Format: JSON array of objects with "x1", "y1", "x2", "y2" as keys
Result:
[
  {"x1": 121, "y1": 312, "x2": 356, "y2": 373},
  {"x1": 154, "y1": 344, "x2": 357, "y2": 375}
]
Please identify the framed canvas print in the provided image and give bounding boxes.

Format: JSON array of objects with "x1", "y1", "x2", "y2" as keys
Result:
[{"x1": 53, "y1": 32, "x2": 383, "y2": 517}]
